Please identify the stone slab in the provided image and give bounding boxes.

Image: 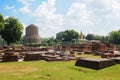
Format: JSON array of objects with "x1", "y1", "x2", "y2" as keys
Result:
[
  {"x1": 44, "y1": 57, "x2": 64, "y2": 62},
  {"x1": 114, "y1": 54, "x2": 120, "y2": 57},
  {"x1": 2, "y1": 55, "x2": 18, "y2": 62},
  {"x1": 111, "y1": 57, "x2": 120, "y2": 64},
  {"x1": 101, "y1": 53, "x2": 114, "y2": 58},
  {"x1": 75, "y1": 58, "x2": 116, "y2": 70},
  {"x1": 24, "y1": 53, "x2": 41, "y2": 61}
]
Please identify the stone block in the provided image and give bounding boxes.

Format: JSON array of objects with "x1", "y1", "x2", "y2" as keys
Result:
[
  {"x1": 24, "y1": 53, "x2": 41, "y2": 61},
  {"x1": 111, "y1": 57, "x2": 120, "y2": 64},
  {"x1": 2, "y1": 52, "x2": 18, "y2": 62},
  {"x1": 84, "y1": 51, "x2": 93, "y2": 54},
  {"x1": 114, "y1": 54, "x2": 120, "y2": 57},
  {"x1": 101, "y1": 53, "x2": 114, "y2": 58},
  {"x1": 2, "y1": 55, "x2": 18, "y2": 62},
  {"x1": 94, "y1": 52, "x2": 104, "y2": 56},
  {"x1": 75, "y1": 58, "x2": 116, "y2": 70},
  {"x1": 44, "y1": 56, "x2": 63, "y2": 62}
]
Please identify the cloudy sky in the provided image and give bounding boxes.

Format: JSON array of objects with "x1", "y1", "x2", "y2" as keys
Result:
[{"x1": 0, "y1": 0, "x2": 120, "y2": 38}]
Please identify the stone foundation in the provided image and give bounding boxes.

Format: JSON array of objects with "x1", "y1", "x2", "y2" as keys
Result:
[
  {"x1": 2, "y1": 52, "x2": 18, "y2": 62},
  {"x1": 24, "y1": 53, "x2": 41, "y2": 61},
  {"x1": 111, "y1": 57, "x2": 120, "y2": 64},
  {"x1": 75, "y1": 58, "x2": 116, "y2": 70}
]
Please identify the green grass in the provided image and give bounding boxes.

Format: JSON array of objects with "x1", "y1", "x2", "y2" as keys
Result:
[
  {"x1": 0, "y1": 60, "x2": 120, "y2": 80},
  {"x1": 75, "y1": 54, "x2": 101, "y2": 58}
]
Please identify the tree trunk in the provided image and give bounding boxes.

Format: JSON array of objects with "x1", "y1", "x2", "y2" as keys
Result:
[{"x1": 7, "y1": 42, "x2": 10, "y2": 46}]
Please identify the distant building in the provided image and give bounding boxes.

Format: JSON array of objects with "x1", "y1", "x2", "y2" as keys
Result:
[
  {"x1": 23, "y1": 24, "x2": 41, "y2": 44},
  {"x1": 79, "y1": 30, "x2": 84, "y2": 39},
  {"x1": 78, "y1": 30, "x2": 88, "y2": 43}
]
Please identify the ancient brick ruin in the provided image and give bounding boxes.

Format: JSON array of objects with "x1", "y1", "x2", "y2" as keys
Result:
[
  {"x1": 56, "y1": 42, "x2": 116, "y2": 54},
  {"x1": 0, "y1": 26, "x2": 119, "y2": 70},
  {"x1": 75, "y1": 58, "x2": 116, "y2": 70},
  {"x1": 23, "y1": 24, "x2": 41, "y2": 44}
]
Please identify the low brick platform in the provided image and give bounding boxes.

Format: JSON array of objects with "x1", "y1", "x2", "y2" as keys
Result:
[
  {"x1": 111, "y1": 57, "x2": 120, "y2": 64},
  {"x1": 114, "y1": 54, "x2": 120, "y2": 57},
  {"x1": 62, "y1": 56, "x2": 76, "y2": 60},
  {"x1": 2, "y1": 52, "x2": 18, "y2": 62},
  {"x1": 75, "y1": 58, "x2": 116, "y2": 70},
  {"x1": 101, "y1": 53, "x2": 114, "y2": 58},
  {"x1": 2, "y1": 56, "x2": 18, "y2": 62},
  {"x1": 94, "y1": 52, "x2": 104, "y2": 56},
  {"x1": 24, "y1": 53, "x2": 41, "y2": 61},
  {"x1": 44, "y1": 56, "x2": 66, "y2": 62},
  {"x1": 84, "y1": 51, "x2": 93, "y2": 54},
  {"x1": 43, "y1": 55, "x2": 70, "y2": 62}
]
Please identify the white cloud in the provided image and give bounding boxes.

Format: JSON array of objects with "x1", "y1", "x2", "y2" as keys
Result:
[
  {"x1": 113, "y1": 26, "x2": 120, "y2": 30},
  {"x1": 32, "y1": 0, "x2": 100, "y2": 37},
  {"x1": 19, "y1": 6, "x2": 31, "y2": 14},
  {"x1": 18, "y1": 0, "x2": 34, "y2": 14},
  {"x1": 63, "y1": 2, "x2": 99, "y2": 35},
  {"x1": 22, "y1": 23, "x2": 28, "y2": 36},
  {"x1": 4, "y1": 16, "x2": 9, "y2": 19},
  {"x1": 4, "y1": 5, "x2": 15, "y2": 10},
  {"x1": 65, "y1": 2, "x2": 96, "y2": 27},
  {"x1": 18, "y1": 0, "x2": 35, "y2": 6},
  {"x1": 106, "y1": 0, "x2": 120, "y2": 18},
  {"x1": 73, "y1": 0, "x2": 120, "y2": 35},
  {"x1": 33, "y1": 0, "x2": 56, "y2": 18},
  {"x1": 86, "y1": 0, "x2": 120, "y2": 18},
  {"x1": 19, "y1": 0, "x2": 120, "y2": 37},
  {"x1": 33, "y1": 0, "x2": 63, "y2": 37},
  {"x1": 4, "y1": 5, "x2": 17, "y2": 13}
]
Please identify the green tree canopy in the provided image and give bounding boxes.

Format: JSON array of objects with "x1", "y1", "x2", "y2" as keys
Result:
[
  {"x1": 1, "y1": 17, "x2": 23, "y2": 45},
  {"x1": 86, "y1": 34, "x2": 95, "y2": 40},
  {"x1": 41, "y1": 36, "x2": 57, "y2": 46},
  {"x1": 108, "y1": 30, "x2": 120, "y2": 44},
  {"x1": 100, "y1": 36, "x2": 109, "y2": 43},
  {"x1": 56, "y1": 31, "x2": 64, "y2": 42},
  {"x1": 56, "y1": 30, "x2": 79, "y2": 42},
  {"x1": 0, "y1": 13, "x2": 4, "y2": 33},
  {"x1": 94, "y1": 35, "x2": 102, "y2": 40}
]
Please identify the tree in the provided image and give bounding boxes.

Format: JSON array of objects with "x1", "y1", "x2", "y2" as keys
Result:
[
  {"x1": 101, "y1": 36, "x2": 106, "y2": 42},
  {"x1": 108, "y1": 30, "x2": 120, "y2": 44},
  {"x1": 0, "y1": 13, "x2": 4, "y2": 33},
  {"x1": 94, "y1": 35, "x2": 102, "y2": 40},
  {"x1": 41, "y1": 36, "x2": 57, "y2": 46},
  {"x1": 56, "y1": 30, "x2": 79, "y2": 42},
  {"x1": 56, "y1": 31, "x2": 64, "y2": 42},
  {"x1": 1, "y1": 17, "x2": 23, "y2": 45},
  {"x1": 86, "y1": 34, "x2": 95, "y2": 40},
  {"x1": 100, "y1": 36, "x2": 109, "y2": 43}
]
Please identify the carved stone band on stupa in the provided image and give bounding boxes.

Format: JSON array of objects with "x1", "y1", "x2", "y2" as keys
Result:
[{"x1": 23, "y1": 24, "x2": 41, "y2": 44}]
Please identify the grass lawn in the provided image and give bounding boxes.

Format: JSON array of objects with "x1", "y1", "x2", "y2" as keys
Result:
[
  {"x1": 75, "y1": 54, "x2": 101, "y2": 58},
  {"x1": 0, "y1": 58, "x2": 120, "y2": 80}
]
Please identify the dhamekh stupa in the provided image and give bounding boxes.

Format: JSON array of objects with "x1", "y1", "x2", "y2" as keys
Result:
[{"x1": 23, "y1": 24, "x2": 41, "y2": 44}]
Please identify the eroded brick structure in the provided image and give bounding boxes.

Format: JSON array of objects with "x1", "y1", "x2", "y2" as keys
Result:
[{"x1": 23, "y1": 24, "x2": 41, "y2": 44}]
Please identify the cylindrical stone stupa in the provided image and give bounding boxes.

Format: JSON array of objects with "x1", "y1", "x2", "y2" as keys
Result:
[{"x1": 23, "y1": 24, "x2": 41, "y2": 44}]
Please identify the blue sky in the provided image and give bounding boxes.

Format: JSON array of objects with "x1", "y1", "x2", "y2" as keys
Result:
[{"x1": 0, "y1": 0, "x2": 120, "y2": 38}]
